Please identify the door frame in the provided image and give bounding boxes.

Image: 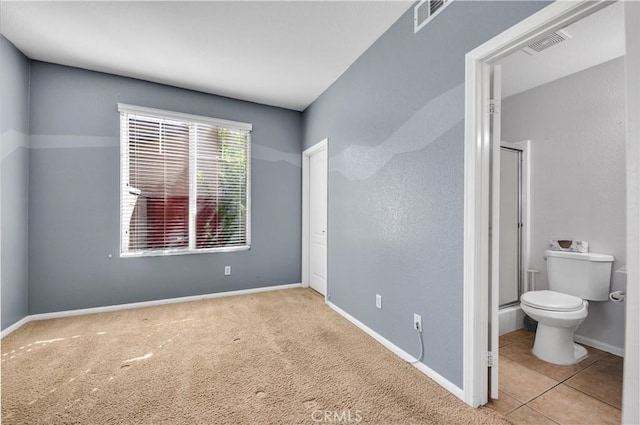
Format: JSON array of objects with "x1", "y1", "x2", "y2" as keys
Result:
[
  {"x1": 302, "y1": 138, "x2": 328, "y2": 300},
  {"x1": 462, "y1": 0, "x2": 614, "y2": 408}
]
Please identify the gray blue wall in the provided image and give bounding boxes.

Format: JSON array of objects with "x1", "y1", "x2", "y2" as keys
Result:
[
  {"x1": 28, "y1": 61, "x2": 302, "y2": 314},
  {"x1": 3, "y1": 1, "x2": 556, "y2": 388},
  {"x1": 302, "y1": 1, "x2": 549, "y2": 388},
  {"x1": 1, "y1": 36, "x2": 30, "y2": 331},
  {"x1": 502, "y1": 57, "x2": 627, "y2": 351}
]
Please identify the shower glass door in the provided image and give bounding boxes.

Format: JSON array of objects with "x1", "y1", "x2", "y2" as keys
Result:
[{"x1": 499, "y1": 147, "x2": 523, "y2": 307}]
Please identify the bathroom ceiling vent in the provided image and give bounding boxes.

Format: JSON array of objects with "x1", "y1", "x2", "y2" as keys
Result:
[
  {"x1": 523, "y1": 30, "x2": 572, "y2": 54},
  {"x1": 414, "y1": 0, "x2": 452, "y2": 34}
]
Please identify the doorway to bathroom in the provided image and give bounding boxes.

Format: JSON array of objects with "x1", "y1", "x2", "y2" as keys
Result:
[
  {"x1": 462, "y1": 1, "x2": 638, "y2": 421},
  {"x1": 493, "y1": 1, "x2": 627, "y2": 342},
  {"x1": 488, "y1": 2, "x2": 628, "y2": 418}
]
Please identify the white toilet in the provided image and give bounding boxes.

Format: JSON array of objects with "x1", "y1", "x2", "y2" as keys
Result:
[{"x1": 520, "y1": 250, "x2": 614, "y2": 365}]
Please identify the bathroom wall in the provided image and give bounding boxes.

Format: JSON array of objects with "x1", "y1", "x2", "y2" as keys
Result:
[
  {"x1": 302, "y1": 1, "x2": 550, "y2": 389},
  {"x1": 0, "y1": 36, "x2": 30, "y2": 331},
  {"x1": 28, "y1": 61, "x2": 302, "y2": 314},
  {"x1": 502, "y1": 57, "x2": 627, "y2": 351}
]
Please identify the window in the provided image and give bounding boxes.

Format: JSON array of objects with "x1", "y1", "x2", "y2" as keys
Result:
[{"x1": 119, "y1": 104, "x2": 251, "y2": 257}]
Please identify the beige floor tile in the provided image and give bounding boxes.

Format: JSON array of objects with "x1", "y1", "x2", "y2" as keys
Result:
[
  {"x1": 599, "y1": 353, "x2": 624, "y2": 367},
  {"x1": 528, "y1": 384, "x2": 621, "y2": 425},
  {"x1": 565, "y1": 355, "x2": 624, "y2": 408},
  {"x1": 500, "y1": 340, "x2": 606, "y2": 381},
  {"x1": 499, "y1": 329, "x2": 535, "y2": 347},
  {"x1": 499, "y1": 356, "x2": 559, "y2": 403},
  {"x1": 486, "y1": 390, "x2": 523, "y2": 415},
  {"x1": 506, "y1": 405, "x2": 558, "y2": 425}
]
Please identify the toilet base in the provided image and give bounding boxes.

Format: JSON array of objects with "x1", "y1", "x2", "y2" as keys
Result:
[{"x1": 532, "y1": 323, "x2": 588, "y2": 365}]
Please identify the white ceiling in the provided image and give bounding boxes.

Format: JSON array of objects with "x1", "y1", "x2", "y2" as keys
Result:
[
  {"x1": 0, "y1": 1, "x2": 413, "y2": 111},
  {"x1": 499, "y1": 1, "x2": 625, "y2": 99}
]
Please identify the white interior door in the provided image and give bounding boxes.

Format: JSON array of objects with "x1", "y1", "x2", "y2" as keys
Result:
[
  {"x1": 309, "y1": 147, "x2": 327, "y2": 295},
  {"x1": 489, "y1": 64, "x2": 502, "y2": 400}
]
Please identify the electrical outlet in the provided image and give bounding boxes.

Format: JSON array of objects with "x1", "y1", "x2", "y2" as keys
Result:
[
  {"x1": 413, "y1": 313, "x2": 422, "y2": 332},
  {"x1": 224, "y1": 266, "x2": 231, "y2": 276},
  {"x1": 376, "y1": 294, "x2": 382, "y2": 309}
]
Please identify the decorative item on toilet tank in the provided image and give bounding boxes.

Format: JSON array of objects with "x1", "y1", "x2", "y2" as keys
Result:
[{"x1": 549, "y1": 239, "x2": 589, "y2": 253}]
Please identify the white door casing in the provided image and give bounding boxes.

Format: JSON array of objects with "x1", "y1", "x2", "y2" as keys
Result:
[
  {"x1": 302, "y1": 139, "x2": 328, "y2": 297},
  {"x1": 463, "y1": 0, "x2": 612, "y2": 408},
  {"x1": 489, "y1": 64, "x2": 502, "y2": 400},
  {"x1": 309, "y1": 148, "x2": 327, "y2": 295}
]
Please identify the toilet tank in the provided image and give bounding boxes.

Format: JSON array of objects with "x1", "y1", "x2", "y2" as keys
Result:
[{"x1": 545, "y1": 250, "x2": 614, "y2": 301}]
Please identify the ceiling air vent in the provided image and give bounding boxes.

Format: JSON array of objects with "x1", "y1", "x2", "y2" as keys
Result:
[
  {"x1": 523, "y1": 29, "x2": 572, "y2": 54},
  {"x1": 414, "y1": 0, "x2": 452, "y2": 33}
]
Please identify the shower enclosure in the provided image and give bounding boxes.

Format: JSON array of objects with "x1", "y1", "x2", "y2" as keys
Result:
[{"x1": 499, "y1": 145, "x2": 524, "y2": 308}]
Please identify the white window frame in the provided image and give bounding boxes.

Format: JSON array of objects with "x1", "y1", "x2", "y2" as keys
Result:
[{"x1": 118, "y1": 103, "x2": 252, "y2": 258}]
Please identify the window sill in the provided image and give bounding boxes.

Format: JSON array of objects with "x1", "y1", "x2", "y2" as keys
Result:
[{"x1": 120, "y1": 245, "x2": 250, "y2": 258}]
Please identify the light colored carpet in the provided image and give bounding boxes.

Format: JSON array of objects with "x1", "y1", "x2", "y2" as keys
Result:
[{"x1": 1, "y1": 288, "x2": 509, "y2": 424}]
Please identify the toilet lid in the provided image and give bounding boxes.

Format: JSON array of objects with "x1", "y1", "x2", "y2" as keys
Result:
[{"x1": 521, "y1": 290, "x2": 583, "y2": 312}]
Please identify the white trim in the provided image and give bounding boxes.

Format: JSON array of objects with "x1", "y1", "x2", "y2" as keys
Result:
[
  {"x1": 117, "y1": 103, "x2": 252, "y2": 131},
  {"x1": 326, "y1": 301, "x2": 464, "y2": 401},
  {"x1": 0, "y1": 317, "x2": 31, "y2": 339},
  {"x1": 463, "y1": 51, "x2": 491, "y2": 409},
  {"x1": 1, "y1": 283, "x2": 301, "y2": 339},
  {"x1": 574, "y1": 335, "x2": 624, "y2": 358},
  {"x1": 489, "y1": 64, "x2": 502, "y2": 400},
  {"x1": 246, "y1": 133, "x2": 253, "y2": 248},
  {"x1": 301, "y1": 139, "x2": 328, "y2": 299},
  {"x1": 119, "y1": 245, "x2": 250, "y2": 258},
  {"x1": 463, "y1": 0, "x2": 612, "y2": 408},
  {"x1": 463, "y1": 2, "x2": 608, "y2": 66},
  {"x1": 119, "y1": 112, "x2": 129, "y2": 255}
]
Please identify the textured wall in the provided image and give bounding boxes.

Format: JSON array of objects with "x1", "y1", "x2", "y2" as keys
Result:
[
  {"x1": 301, "y1": 1, "x2": 549, "y2": 388},
  {"x1": 28, "y1": 62, "x2": 302, "y2": 314},
  {"x1": 1, "y1": 36, "x2": 30, "y2": 331},
  {"x1": 502, "y1": 58, "x2": 627, "y2": 350}
]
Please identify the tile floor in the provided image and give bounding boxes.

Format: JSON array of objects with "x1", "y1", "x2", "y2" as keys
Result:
[{"x1": 487, "y1": 329, "x2": 623, "y2": 425}]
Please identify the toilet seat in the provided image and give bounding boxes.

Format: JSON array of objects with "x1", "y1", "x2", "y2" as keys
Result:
[{"x1": 521, "y1": 290, "x2": 583, "y2": 312}]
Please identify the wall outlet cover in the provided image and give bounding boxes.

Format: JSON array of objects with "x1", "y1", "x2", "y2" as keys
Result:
[{"x1": 414, "y1": 313, "x2": 422, "y2": 332}]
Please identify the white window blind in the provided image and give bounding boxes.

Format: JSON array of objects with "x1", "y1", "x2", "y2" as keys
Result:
[{"x1": 119, "y1": 104, "x2": 251, "y2": 257}]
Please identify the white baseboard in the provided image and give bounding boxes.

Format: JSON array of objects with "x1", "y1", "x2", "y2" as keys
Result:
[
  {"x1": 326, "y1": 301, "x2": 465, "y2": 401},
  {"x1": 0, "y1": 316, "x2": 31, "y2": 339},
  {"x1": 1, "y1": 283, "x2": 301, "y2": 339},
  {"x1": 574, "y1": 334, "x2": 625, "y2": 357}
]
